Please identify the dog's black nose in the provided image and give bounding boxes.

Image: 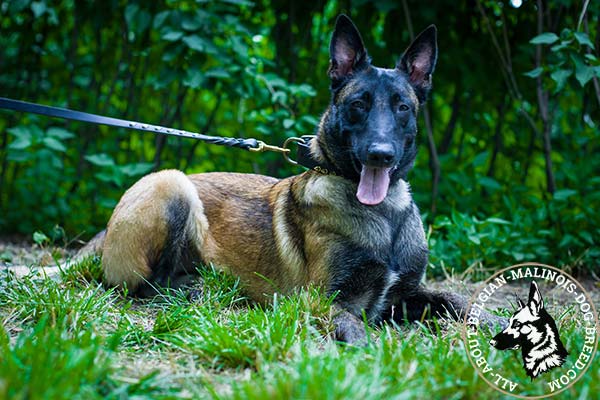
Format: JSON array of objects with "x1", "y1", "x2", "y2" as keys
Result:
[{"x1": 366, "y1": 143, "x2": 395, "y2": 167}]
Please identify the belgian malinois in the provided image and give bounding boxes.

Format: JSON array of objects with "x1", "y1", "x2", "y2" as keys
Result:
[{"x1": 93, "y1": 15, "x2": 503, "y2": 343}]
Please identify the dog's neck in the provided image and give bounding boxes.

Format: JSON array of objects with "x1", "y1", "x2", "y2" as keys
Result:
[{"x1": 303, "y1": 136, "x2": 342, "y2": 176}]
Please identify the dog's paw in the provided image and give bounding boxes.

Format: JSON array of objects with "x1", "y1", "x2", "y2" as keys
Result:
[
  {"x1": 333, "y1": 309, "x2": 368, "y2": 346},
  {"x1": 186, "y1": 287, "x2": 204, "y2": 303}
]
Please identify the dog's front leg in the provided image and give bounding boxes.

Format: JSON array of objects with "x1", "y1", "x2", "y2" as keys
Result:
[
  {"x1": 385, "y1": 286, "x2": 507, "y2": 329},
  {"x1": 331, "y1": 304, "x2": 368, "y2": 345}
]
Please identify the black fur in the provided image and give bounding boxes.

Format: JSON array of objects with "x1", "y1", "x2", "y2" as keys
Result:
[
  {"x1": 318, "y1": 16, "x2": 505, "y2": 340},
  {"x1": 136, "y1": 197, "x2": 200, "y2": 296},
  {"x1": 318, "y1": 15, "x2": 437, "y2": 186}
]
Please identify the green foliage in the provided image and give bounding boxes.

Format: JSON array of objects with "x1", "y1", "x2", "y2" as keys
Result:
[
  {"x1": 0, "y1": 275, "x2": 115, "y2": 328},
  {"x1": 0, "y1": 317, "x2": 117, "y2": 400},
  {"x1": 1, "y1": 264, "x2": 599, "y2": 398},
  {"x1": 529, "y1": 28, "x2": 600, "y2": 92},
  {"x1": 0, "y1": 0, "x2": 599, "y2": 273}
]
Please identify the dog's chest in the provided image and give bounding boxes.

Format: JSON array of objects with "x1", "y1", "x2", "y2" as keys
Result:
[
  {"x1": 300, "y1": 174, "x2": 411, "y2": 250},
  {"x1": 299, "y1": 174, "x2": 413, "y2": 319}
]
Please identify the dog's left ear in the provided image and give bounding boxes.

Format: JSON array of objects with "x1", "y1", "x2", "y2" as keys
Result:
[
  {"x1": 328, "y1": 15, "x2": 369, "y2": 84},
  {"x1": 397, "y1": 25, "x2": 438, "y2": 104},
  {"x1": 527, "y1": 280, "x2": 544, "y2": 315}
]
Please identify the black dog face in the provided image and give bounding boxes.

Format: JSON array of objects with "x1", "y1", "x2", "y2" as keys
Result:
[{"x1": 318, "y1": 15, "x2": 437, "y2": 206}]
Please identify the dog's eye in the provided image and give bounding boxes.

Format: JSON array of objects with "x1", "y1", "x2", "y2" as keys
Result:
[
  {"x1": 398, "y1": 104, "x2": 410, "y2": 112},
  {"x1": 405, "y1": 136, "x2": 415, "y2": 146},
  {"x1": 351, "y1": 100, "x2": 366, "y2": 110}
]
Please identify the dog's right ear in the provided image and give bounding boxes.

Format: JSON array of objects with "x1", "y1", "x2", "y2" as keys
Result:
[
  {"x1": 328, "y1": 15, "x2": 369, "y2": 83},
  {"x1": 527, "y1": 280, "x2": 544, "y2": 316}
]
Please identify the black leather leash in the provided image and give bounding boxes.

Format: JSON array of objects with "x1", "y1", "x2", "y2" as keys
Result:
[{"x1": 0, "y1": 96, "x2": 326, "y2": 172}]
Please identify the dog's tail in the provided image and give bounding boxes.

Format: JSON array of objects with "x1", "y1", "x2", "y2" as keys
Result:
[
  {"x1": 1, "y1": 230, "x2": 106, "y2": 280},
  {"x1": 75, "y1": 229, "x2": 106, "y2": 259}
]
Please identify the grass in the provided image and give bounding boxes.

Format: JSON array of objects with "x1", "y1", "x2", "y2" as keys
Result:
[{"x1": 0, "y1": 258, "x2": 598, "y2": 399}]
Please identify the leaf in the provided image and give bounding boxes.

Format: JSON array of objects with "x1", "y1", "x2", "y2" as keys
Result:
[
  {"x1": 162, "y1": 30, "x2": 184, "y2": 42},
  {"x1": 467, "y1": 234, "x2": 481, "y2": 245},
  {"x1": 486, "y1": 217, "x2": 512, "y2": 225},
  {"x1": 205, "y1": 68, "x2": 231, "y2": 79},
  {"x1": 124, "y1": 4, "x2": 139, "y2": 29},
  {"x1": 8, "y1": 0, "x2": 29, "y2": 14},
  {"x1": 299, "y1": 115, "x2": 319, "y2": 127},
  {"x1": 30, "y1": 1, "x2": 46, "y2": 18},
  {"x1": 183, "y1": 34, "x2": 207, "y2": 52},
  {"x1": 153, "y1": 11, "x2": 170, "y2": 29},
  {"x1": 478, "y1": 176, "x2": 502, "y2": 191},
  {"x1": 95, "y1": 171, "x2": 123, "y2": 186},
  {"x1": 47, "y1": 127, "x2": 75, "y2": 140},
  {"x1": 550, "y1": 69, "x2": 572, "y2": 92},
  {"x1": 220, "y1": 0, "x2": 254, "y2": 5},
  {"x1": 523, "y1": 67, "x2": 543, "y2": 78},
  {"x1": 162, "y1": 31, "x2": 183, "y2": 42},
  {"x1": 120, "y1": 163, "x2": 154, "y2": 177},
  {"x1": 182, "y1": 15, "x2": 203, "y2": 31},
  {"x1": 553, "y1": 189, "x2": 577, "y2": 201},
  {"x1": 283, "y1": 119, "x2": 294, "y2": 129},
  {"x1": 85, "y1": 153, "x2": 115, "y2": 167},
  {"x1": 43, "y1": 137, "x2": 67, "y2": 152},
  {"x1": 472, "y1": 151, "x2": 489, "y2": 167},
  {"x1": 579, "y1": 231, "x2": 594, "y2": 245},
  {"x1": 530, "y1": 32, "x2": 559, "y2": 45},
  {"x1": 183, "y1": 69, "x2": 204, "y2": 88},
  {"x1": 182, "y1": 35, "x2": 218, "y2": 54},
  {"x1": 7, "y1": 126, "x2": 33, "y2": 139},
  {"x1": 33, "y1": 231, "x2": 50, "y2": 246},
  {"x1": 575, "y1": 64, "x2": 595, "y2": 87},
  {"x1": 550, "y1": 40, "x2": 572, "y2": 52},
  {"x1": 8, "y1": 136, "x2": 32, "y2": 150},
  {"x1": 135, "y1": 10, "x2": 152, "y2": 35},
  {"x1": 574, "y1": 32, "x2": 594, "y2": 48}
]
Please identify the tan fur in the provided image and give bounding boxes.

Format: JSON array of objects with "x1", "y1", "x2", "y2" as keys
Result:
[
  {"x1": 102, "y1": 170, "x2": 209, "y2": 291},
  {"x1": 101, "y1": 168, "x2": 412, "y2": 301}
]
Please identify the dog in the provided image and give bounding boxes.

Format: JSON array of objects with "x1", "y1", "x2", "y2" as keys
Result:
[
  {"x1": 489, "y1": 281, "x2": 568, "y2": 378},
  {"x1": 83, "y1": 15, "x2": 504, "y2": 344}
]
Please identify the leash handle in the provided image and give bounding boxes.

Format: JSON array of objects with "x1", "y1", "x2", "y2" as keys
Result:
[{"x1": 0, "y1": 97, "x2": 259, "y2": 151}]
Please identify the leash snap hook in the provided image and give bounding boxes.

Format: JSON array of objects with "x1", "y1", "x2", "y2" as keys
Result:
[{"x1": 248, "y1": 140, "x2": 290, "y2": 155}]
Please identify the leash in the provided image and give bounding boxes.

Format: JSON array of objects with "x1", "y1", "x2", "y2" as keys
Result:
[{"x1": 0, "y1": 97, "x2": 327, "y2": 171}]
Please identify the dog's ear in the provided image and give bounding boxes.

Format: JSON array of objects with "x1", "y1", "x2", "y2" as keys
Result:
[
  {"x1": 397, "y1": 25, "x2": 437, "y2": 104},
  {"x1": 527, "y1": 280, "x2": 544, "y2": 315},
  {"x1": 328, "y1": 14, "x2": 369, "y2": 83}
]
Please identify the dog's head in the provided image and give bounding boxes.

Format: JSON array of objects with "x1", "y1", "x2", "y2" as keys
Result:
[
  {"x1": 489, "y1": 281, "x2": 545, "y2": 350},
  {"x1": 316, "y1": 15, "x2": 437, "y2": 206}
]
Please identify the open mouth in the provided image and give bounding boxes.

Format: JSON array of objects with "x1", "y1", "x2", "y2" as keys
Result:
[{"x1": 356, "y1": 165, "x2": 393, "y2": 206}]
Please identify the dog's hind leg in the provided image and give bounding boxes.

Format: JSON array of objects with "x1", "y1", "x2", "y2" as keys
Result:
[
  {"x1": 384, "y1": 286, "x2": 507, "y2": 329},
  {"x1": 102, "y1": 169, "x2": 210, "y2": 296}
]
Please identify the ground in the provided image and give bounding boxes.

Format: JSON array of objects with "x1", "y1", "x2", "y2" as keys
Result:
[{"x1": 0, "y1": 240, "x2": 598, "y2": 399}]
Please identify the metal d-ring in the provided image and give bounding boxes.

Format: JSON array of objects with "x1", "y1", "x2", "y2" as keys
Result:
[{"x1": 282, "y1": 136, "x2": 307, "y2": 165}]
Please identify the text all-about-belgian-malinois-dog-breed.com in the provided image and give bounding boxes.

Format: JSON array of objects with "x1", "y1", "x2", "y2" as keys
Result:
[{"x1": 83, "y1": 15, "x2": 505, "y2": 344}]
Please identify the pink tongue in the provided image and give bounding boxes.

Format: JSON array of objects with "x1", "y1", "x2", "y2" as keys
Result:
[{"x1": 356, "y1": 166, "x2": 392, "y2": 205}]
